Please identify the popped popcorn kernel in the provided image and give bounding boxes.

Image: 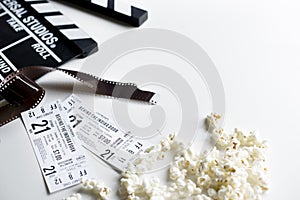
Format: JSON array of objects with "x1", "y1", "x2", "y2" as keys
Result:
[
  {"x1": 62, "y1": 193, "x2": 82, "y2": 200},
  {"x1": 81, "y1": 178, "x2": 110, "y2": 200}
]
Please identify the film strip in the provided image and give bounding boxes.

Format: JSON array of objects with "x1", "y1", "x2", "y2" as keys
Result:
[
  {"x1": 56, "y1": 0, "x2": 148, "y2": 27},
  {"x1": 0, "y1": 65, "x2": 158, "y2": 127},
  {"x1": 0, "y1": 0, "x2": 97, "y2": 80}
]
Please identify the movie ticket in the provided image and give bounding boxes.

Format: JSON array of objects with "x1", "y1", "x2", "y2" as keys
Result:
[
  {"x1": 62, "y1": 95, "x2": 153, "y2": 171},
  {"x1": 21, "y1": 100, "x2": 88, "y2": 193}
]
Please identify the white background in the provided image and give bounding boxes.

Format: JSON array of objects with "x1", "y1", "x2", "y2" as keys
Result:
[{"x1": 0, "y1": 0, "x2": 299, "y2": 199}]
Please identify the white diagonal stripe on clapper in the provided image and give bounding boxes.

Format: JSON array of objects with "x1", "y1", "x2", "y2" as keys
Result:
[
  {"x1": 114, "y1": 0, "x2": 131, "y2": 16},
  {"x1": 91, "y1": 0, "x2": 108, "y2": 8}
]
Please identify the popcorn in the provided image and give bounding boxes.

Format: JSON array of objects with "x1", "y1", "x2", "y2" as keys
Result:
[
  {"x1": 62, "y1": 193, "x2": 82, "y2": 200},
  {"x1": 128, "y1": 133, "x2": 178, "y2": 172},
  {"x1": 119, "y1": 113, "x2": 269, "y2": 200},
  {"x1": 61, "y1": 178, "x2": 110, "y2": 200},
  {"x1": 205, "y1": 113, "x2": 221, "y2": 132},
  {"x1": 193, "y1": 194, "x2": 212, "y2": 200},
  {"x1": 120, "y1": 171, "x2": 171, "y2": 199},
  {"x1": 81, "y1": 178, "x2": 111, "y2": 200}
]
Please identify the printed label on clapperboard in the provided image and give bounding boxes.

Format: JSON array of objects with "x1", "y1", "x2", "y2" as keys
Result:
[
  {"x1": 21, "y1": 100, "x2": 88, "y2": 193},
  {"x1": 62, "y1": 95, "x2": 153, "y2": 171}
]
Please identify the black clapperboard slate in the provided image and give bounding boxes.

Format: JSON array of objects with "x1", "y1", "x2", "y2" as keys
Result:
[
  {"x1": 56, "y1": 0, "x2": 148, "y2": 27},
  {"x1": 0, "y1": 0, "x2": 97, "y2": 80}
]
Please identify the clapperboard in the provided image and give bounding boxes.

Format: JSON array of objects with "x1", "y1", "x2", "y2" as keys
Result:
[
  {"x1": 0, "y1": 0, "x2": 97, "y2": 80},
  {"x1": 56, "y1": 0, "x2": 148, "y2": 26}
]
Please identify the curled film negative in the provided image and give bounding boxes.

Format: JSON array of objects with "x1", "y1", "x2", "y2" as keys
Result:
[{"x1": 0, "y1": 66, "x2": 157, "y2": 126}]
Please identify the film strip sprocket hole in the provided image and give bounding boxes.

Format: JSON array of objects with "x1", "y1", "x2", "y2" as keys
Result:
[{"x1": 0, "y1": 66, "x2": 157, "y2": 127}]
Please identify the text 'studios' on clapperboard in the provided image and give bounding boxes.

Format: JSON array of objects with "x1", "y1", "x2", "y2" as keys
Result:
[{"x1": 0, "y1": 0, "x2": 98, "y2": 80}]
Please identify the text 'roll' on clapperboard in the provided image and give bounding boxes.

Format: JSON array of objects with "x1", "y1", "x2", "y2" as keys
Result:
[{"x1": 0, "y1": 0, "x2": 97, "y2": 80}]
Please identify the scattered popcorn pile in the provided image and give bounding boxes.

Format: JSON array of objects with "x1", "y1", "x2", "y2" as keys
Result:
[
  {"x1": 62, "y1": 114, "x2": 269, "y2": 200},
  {"x1": 119, "y1": 113, "x2": 269, "y2": 200},
  {"x1": 62, "y1": 178, "x2": 110, "y2": 200}
]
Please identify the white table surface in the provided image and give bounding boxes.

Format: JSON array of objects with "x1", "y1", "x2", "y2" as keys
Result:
[{"x1": 0, "y1": 0, "x2": 299, "y2": 199}]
